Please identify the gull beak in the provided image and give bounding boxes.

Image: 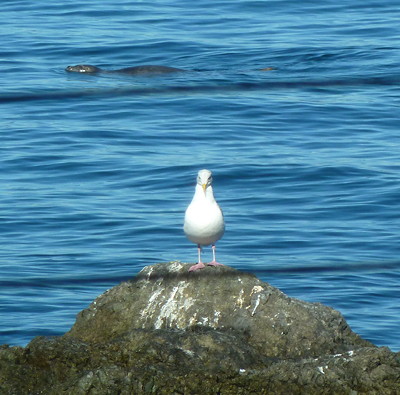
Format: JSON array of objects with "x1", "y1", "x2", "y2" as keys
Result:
[{"x1": 202, "y1": 183, "x2": 207, "y2": 194}]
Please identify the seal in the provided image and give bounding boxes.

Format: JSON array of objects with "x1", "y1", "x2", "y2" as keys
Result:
[{"x1": 65, "y1": 64, "x2": 185, "y2": 75}]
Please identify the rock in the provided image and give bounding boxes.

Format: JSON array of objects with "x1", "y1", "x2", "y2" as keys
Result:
[
  {"x1": 67, "y1": 262, "x2": 371, "y2": 357},
  {"x1": 1, "y1": 262, "x2": 399, "y2": 394}
]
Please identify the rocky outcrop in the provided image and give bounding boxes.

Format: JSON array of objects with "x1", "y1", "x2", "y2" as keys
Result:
[{"x1": 1, "y1": 262, "x2": 399, "y2": 394}]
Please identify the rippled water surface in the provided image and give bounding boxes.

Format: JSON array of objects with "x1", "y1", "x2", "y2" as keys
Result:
[{"x1": 1, "y1": 0, "x2": 399, "y2": 351}]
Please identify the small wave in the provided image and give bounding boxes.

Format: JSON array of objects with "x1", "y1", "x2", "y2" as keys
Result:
[{"x1": 0, "y1": 75, "x2": 398, "y2": 103}]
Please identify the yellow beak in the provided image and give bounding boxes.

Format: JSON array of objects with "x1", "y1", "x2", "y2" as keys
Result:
[{"x1": 202, "y1": 183, "x2": 207, "y2": 193}]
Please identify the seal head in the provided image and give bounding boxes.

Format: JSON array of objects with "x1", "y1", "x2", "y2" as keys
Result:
[{"x1": 65, "y1": 65, "x2": 102, "y2": 73}]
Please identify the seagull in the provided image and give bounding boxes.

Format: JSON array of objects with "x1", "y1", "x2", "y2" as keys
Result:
[{"x1": 184, "y1": 169, "x2": 225, "y2": 272}]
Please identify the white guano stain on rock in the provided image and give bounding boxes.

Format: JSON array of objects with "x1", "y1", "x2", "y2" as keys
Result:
[
  {"x1": 250, "y1": 293, "x2": 261, "y2": 316},
  {"x1": 139, "y1": 287, "x2": 164, "y2": 326},
  {"x1": 214, "y1": 310, "x2": 221, "y2": 323},
  {"x1": 195, "y1": 310, "x2": 222, "y2": 327},
  {"x1": 167, "y1": 261, "x2": 186, "y2": 272},
  {"x1": 236, "y1": 289, "x2": 245, "y2": 309},
  {"x1": 145, "y1": 266, "x2": 153, "y2": 280},
  {"x1": 245, "y1": 285, "x2": 265, "y2": 316},
  {"x1": 199, "y1": 316, "x2": 209, "y2": 325},
  {"x1": 137, "y1": 265, "x2": 154, "y2": 281},
  {"x1": 250, "y1": 285, "x2": 264, "y2": 295},
  {"x1": 152, "y1": 281, "x2": 195, "y2": 329},
  {"x1": 188, "y1": 313, "x2": 198, "y2": 326}
]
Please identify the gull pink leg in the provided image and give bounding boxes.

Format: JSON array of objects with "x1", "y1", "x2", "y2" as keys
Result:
[
  {"x1": 188, "y1": 245, "x2": 206, "y2": 272},
  {"x1": 207, "y1": 244, "x2": 224, "y2": 267}
]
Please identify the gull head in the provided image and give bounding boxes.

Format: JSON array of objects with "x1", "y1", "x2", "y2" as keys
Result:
[{"x1": 197, "y1": 169, "x2": 213, "y2": 193}]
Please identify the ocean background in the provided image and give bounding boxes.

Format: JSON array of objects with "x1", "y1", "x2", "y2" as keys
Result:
[{"x1": 1, "y1": 0, "x2": 399, "y2": 352}]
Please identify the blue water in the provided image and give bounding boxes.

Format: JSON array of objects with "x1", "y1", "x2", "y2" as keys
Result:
[{"x1": 1, "y1": 1, "x2": 399, "y2": 352}]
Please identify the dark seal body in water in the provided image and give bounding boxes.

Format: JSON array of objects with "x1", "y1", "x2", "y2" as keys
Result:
[{"x1": 65, "y1": 64, "x2": 185, "y2": 75}]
